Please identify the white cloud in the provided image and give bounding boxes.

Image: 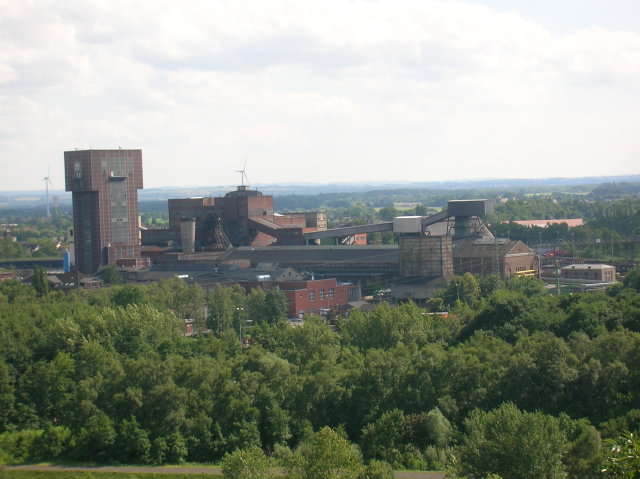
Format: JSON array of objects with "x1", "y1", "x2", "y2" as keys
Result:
[{"x1": 0, "y1": 0, "x2": 639, "y2": 190}]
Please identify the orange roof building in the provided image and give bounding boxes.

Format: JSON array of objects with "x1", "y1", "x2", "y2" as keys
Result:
[{"x1": 502, "y1": 219, "x2": 584, "y2": 228}]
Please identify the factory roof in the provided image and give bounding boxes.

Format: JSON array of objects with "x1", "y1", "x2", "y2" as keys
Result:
[
  {"x1": 562, "y1": 263, "x2": 614, "y2": 271},
  {"x1": 218, "y1": 245, "x2": 400, "y2": 267},
  {"x1": 138, "y1": 263, "x2": 303, "y2": 284}
]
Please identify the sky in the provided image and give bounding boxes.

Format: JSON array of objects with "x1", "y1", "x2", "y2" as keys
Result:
[{"x1": 1, "y1": 0, "x2": 639, "y2": 191}]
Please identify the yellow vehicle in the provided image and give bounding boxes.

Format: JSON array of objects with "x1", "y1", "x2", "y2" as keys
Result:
[{"x1": 513, "y1": 269, "x2": 537, "y2": 277}]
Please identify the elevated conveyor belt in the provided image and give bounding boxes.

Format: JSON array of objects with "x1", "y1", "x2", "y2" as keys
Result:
[
  {"x1": 304, "y1": 222, "x2": 394, "y2": 241},
  {"x1": 304, "y1": 209, "x2": 454, "y2": 242},
  {"x1": 302, "y1": 199, "x2": 492, "y2": 243}
]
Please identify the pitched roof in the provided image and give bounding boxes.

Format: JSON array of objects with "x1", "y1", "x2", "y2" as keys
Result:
[{"x1": 453, "y1": 238, "x2": 534, "y2": 258}]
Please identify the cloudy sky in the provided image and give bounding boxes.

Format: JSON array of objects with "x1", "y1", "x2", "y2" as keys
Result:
[{"x1": 1, "y1": 0, "x2": 639, "y2": 191}]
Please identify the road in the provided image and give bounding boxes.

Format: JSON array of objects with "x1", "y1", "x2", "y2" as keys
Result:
[{"x1": 5, "y1": 464, "x2": 445, "y2": 478}]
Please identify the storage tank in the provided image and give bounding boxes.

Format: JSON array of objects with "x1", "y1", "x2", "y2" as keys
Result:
[{"x1": 180, "y1": 218, "x2": 196, "y2": 254}]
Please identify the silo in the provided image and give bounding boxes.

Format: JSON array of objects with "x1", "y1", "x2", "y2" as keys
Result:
[
  {"x1": 180, "y1": 218, "x2": 196, "y2": 254},
  {"x1": 63, "y1": 250, "x2": 71, "y2": 273}
]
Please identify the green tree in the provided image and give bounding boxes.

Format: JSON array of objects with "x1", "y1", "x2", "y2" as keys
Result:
[
  {"x1": 207, "y1": 285, "x2": 247, "y2": 332},
  {"x1": 412, "y1": 407, "x2": 452, "y2": 448},
  {"x1": 31, "y1": 265, "x2": 49, "y2": 296},
  {"x1": 456, "y1": 402, "x2": 567, "y2": 479},
  {"x1": 623, "y1": 266, "x2": 640, "y2": 291},
  {"x1": 246, "y1": 288, "x2": 268, "y2": 323},
  {"x1": 0, "y1": 359, "x2": 15, "y2": 432},
  {"x1": 505, "y1": 276, "x2": 547, "y2": 297},
  {"x1": 32, "y1": 423, "x2": 72, "y2": 460},
  {"x1": 414, "y1": 204, "x2": 429, "y2": 216},
  {"x1": 360, "y1": 409, "x2": 405, "y2": 467},
  {"x1": 75, "y1": 412, "x2": 117, "y2": 460},
  {"x1": 360, "y1": 460, "x2": 394, "y2": 479},
  {"x1": 222, "y1": 445, "x2": 272, "y2": 479},
  {"x1": 479, "y1": 274, "x2": 505, "y2": 298},
  {"x1": 378, "y1": 207, "x2": 399, "y2": 222},
  {"x1": 264, "y1": 288, "x2": 289, "y2": 324},
  {"x1": 166, "y1": 430, "x2": 188, "y2": 463},
  {"x1": 102, "y1": 265, "x2": 122, "y2": 285},
  {"x1": 288, "y1": 426, "x2": 364, "y2": 479},
  {"x1": 147, "y1": 277, "x2": 206, "y2": 321},
  {"x1": 442, "y1": 273, "x2": 480, "y2": 306},
  {"x1": 560, "y1": 416, "x2": 602, "y2": 479},
  {"x1": 112, "y1": 284, "x2": 146, "y2": 307},
  {"x1": 603, "y1": 431, "x2": 640, "y2": 478},
  {"x1": 116, "y1": 417, "x2": 151, "y2": 463},
  {"x1": 0, "y1": 278, "x2": 36, "y2": 302},
  {"x1": 20, "y1": 353, "x2": 76, "y2": 424},
  {"x1": 245, "y1": 287, "x2": 288, "y2": 325}
]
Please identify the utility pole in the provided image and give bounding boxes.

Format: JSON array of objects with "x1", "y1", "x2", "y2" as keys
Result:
[
  {"x1": 236, "y1": 307, "x2": 244, "y2": 346},
  {"x1": 571, "y1": 233, "x2": 575, "y2": 264},
  {"x1": 556, "y1": 260, "x2": 560, "y2": 296}
]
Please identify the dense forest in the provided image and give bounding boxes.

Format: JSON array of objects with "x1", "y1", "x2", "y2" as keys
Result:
[{"x1": 1, "y1": 268, "x2": 640, "y2": 478}]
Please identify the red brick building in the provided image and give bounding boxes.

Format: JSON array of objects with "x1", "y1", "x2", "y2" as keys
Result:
[
  {"x1": 277, "y1": 278, "x2": 357, "y2": 318},
  {"x1": 144, "y1": 186, "x2": 327, "y2": 252}
]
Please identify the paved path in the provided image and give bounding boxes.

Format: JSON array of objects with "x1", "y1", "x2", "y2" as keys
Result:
[{"x1": 5, "y1": 464, "x2": 445, "y2": 478}]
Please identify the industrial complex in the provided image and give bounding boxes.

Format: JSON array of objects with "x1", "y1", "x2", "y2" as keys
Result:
[{"x1": 63, "y1": 149, "x2": 546, "y2": 311}]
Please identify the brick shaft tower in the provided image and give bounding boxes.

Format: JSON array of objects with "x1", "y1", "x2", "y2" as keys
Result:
[{"x1": 64, "y1": 149, "x2": 143, "y2": 274}]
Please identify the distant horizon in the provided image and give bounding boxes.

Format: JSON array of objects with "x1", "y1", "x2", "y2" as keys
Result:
[{"x1": 2, "y1": 173, "x2": 639, "y2": 197}]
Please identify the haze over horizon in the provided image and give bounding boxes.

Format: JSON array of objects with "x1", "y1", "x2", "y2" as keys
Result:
[{"x1": 1, "y1": 0, "x2": 639, "y2": 191}]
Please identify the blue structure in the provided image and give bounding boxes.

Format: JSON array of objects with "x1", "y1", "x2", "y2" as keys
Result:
[{"x1": 63, "y1": 250, "x2": 71, "y2": 273}]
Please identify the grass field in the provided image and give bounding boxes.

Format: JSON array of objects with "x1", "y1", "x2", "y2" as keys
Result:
[
  {"x1": 0, "y1": 469, "x2": 221, "y2": 479},
  {"x1": 1, "y1": 466, "x2": 444, "y2": 479}
]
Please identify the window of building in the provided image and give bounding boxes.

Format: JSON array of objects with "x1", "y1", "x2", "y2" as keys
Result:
[
  {"x1": 309, "y1": 289, "x2": 315, "y2": 301},
  {"x1": 319, "y1": 289, "x2": 325, "y2": 300},
  {"x1": 328, "y1": 288, "x2": 334, "y2": 299}
]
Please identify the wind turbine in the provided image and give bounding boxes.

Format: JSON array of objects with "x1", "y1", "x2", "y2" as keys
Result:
[
  {"x1": 43, "y1": 168, "x2": 54, "y2": 217},
  {"x1": 236, "y1": 157, "x2": 250, "y2": 188}
]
